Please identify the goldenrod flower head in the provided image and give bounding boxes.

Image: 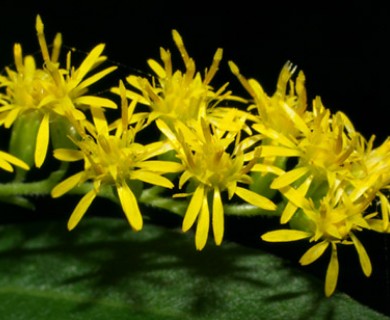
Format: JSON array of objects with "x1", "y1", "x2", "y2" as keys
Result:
[
  {"x1": 298, "y1": 100, "x2": 356, "y2": 174},
  {"x1": 349, "y1": 135, "x2": 390, "y2": 232},
  {"x1": 262, "y1": 183, "x2": 375, "y2": 297},
  {"x1": 0, "y1": 15, "x2": 117, "y2": 168},
  {"x1": 266, "y1": 97, "x2": 358, "y2": 194},
  {"x1": 157, "y1": 118, "x2": 278, "y2": 250},
  {"x1": 114, "y1": 30, "x2": 246, "y2": 130},
  {"x1": 51, "y1": 81, "x2": 183, "y2": 232},
  {"x1": 229, "y1": 60, "x2": 309, "y2": 140}
]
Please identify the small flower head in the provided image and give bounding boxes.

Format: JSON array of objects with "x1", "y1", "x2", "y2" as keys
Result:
[
  {"x1": 113, "y1": 30, "x2": 247, "y2": 131},
  {"x1": 0, "y1": 15, "x2": 117, "y2": 167},
  {"x1": 229, "y1": 60, "x2": 309, "y2": 140},
  {"x1": 258, "y1": 97, "x2": 359, "y2": 200},
  {"x1": 157, "y1": 117, "x2": 278, "y2": 250},
  {"x1": 51, "y1": 81, "x2": 183, "y2": 231},
  {"x1": 262, "y1": 182, "x2": 376, "y2": 297}
]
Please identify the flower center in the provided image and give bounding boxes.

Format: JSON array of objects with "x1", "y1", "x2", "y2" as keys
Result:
[
  {"x1": 13, "y1": 68, "x2": 54, "y2": 108},
  {"x1": 189, "y1": 141, "x2": 242, "y2": 190},
  {"x1": 81, "y1": 135, "x2": 138, "y2": 184}
]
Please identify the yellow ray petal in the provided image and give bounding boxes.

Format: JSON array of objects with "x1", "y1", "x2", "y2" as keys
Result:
[
  {"x1": 252, "y1": 124, "x2": 298, "y2": 149},
  {"x1": 271, "y1": 166, "x2": 310, "y2": 189},
  {"x1": 235, "y1": 186, "x2": 276, "y2": 211},
  {"x1": 51, "y1": 171, "x2": 85, "y2": 198},
  {"x1": 280, "y1": 201, "x2": 298, "y2": 225},
  {"x1": 155, "y1": 119, "x2": 178, "y2": 143},
  {"x1": 280, "y1": 175, "x2": 313, "y2": 224},
  {"x1": 212, "y1": 187, "x2": 224, "y2": 246},
  {"x1": 74, "y1": 96, "x2": 117, "y2": 109},
  {"x1": 68, "y1": 189, "x2": 96, "y2": 231},
  {"x1": 72, "y1": 44, "x2": 105, "y2": 85},
  {"x1": 281, "y1": 102, "x2": 310, "y2": 135},
  {"x1": 299, "y1": 241, "x2": 329, "y2": 265},
  {"x1": 0, "y1": 158, "x2": 13, "y2": 172},
  {"x1": 147, "y1": 59, "x2": 166, "y2": 78},
  {"x1": 35, "y1": 113, "x2": 50, "y2": 168},
  {"x1": 325, "y1": 243, "x2": 339, "y2": 297},
  {"x1": 183, "y1": 185, "x2": 204, "y2": 232},
  {"x1": 196, "y1": 194, "x2": 210, "y2": 251},
  {"x1": 77, "y1": 66, "x2": 118, "y2": 91},
  {"x1": 136, "y1": 160, "x2": 183, "y2": 173},
  {"x1": 4, "y1": 107, "x2": 22, "y2": 128},
  {"x1": 90, "y1": 107, "x2": 108, "y2": 135},
  {"x1": 261, "y1": 229, "x2": 311, "y2": 242},
  {"x1": 254, "y1": 145, "x2": 300, "y2": 158},
  {"x1": 130, "y1": 170, "x2": 174, "y2": 189},
  {"x1": 117, "y1": 182, "x2": 143, "y2": 231},
  {"x1": 179, "y1": 170, "x2": 193, "y2": 189},
  {"x1": 53, "y1": 148, "x2": 84, "y2": 162},
  {"x1": 350, "y1": 232, "x2": 372, "y2": 277},
  {"x1": 0, "y1": 150, "x2": 29, "y2": 170},
  {"x1": 278, "y1": 183, "x2": 312, "y2": 210},
  {"x1": 125, "y1": 75, "x2": 143, "y2": 91},
  {"x1": 379, "y1": 192, "x2": 389, "y2": 231},
  {"x1": 37, "y1": 95, "x2": 57, "y2": 109}
]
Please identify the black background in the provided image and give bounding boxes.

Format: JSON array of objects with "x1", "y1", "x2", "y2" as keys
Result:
[{"x1": 1, "y1": 1, "x2": 390, "y2": 317}]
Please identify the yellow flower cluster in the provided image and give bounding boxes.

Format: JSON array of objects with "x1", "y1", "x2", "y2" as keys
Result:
[
  {"x1": 0, "y1": 15, "x2": 389, "y2": 297},
  {"x1": 0, "y1": 15, "x2": 117, "y2": 168}
]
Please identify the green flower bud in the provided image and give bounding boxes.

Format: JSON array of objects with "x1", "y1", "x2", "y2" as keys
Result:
[
  {"x1": 49, "y1": 115, "x2": 80, "y2": 150},
  {"x1": 288, "y1": 208, "x2": 314, "y2": 233},
  {"x1": 9, "y1": 110, "x2": 42, "y2": 171}
]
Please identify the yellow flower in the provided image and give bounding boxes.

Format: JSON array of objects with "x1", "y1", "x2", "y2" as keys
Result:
[
  {"x1": 51, "y1": 81, "x2": 183, "y2": 231},
  {"x1": 228, "y1": 60, "x2": 311, "y2": 185},
  {"x1": 252, "y1": 97, "x2": 360, "y2": 224},
  {"x1": 0, "y1": 15, "x2": 117, "y2": 168},
  {"x1": 257, "y1": 93, "x2": 389, "y2": 296},
  {"x1": 112, "y1": 29, "x2": 249, "y2": 132},
  {"x1": 157, "y1": 117, "x2": 281, "y2": 250},
  {"x1": 261, "y1": 182, "x2": 375, "y2": 297},
  {"x1": 229, "y1": 60, "x2": 309, "y2": 140}
]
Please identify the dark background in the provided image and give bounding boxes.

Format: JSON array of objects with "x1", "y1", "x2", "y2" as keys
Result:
[{"x1": 1, "y1": 1, "x2": 389, "y2": 317}]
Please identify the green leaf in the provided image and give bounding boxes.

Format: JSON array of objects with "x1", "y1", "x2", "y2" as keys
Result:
[{"x1": 0, "y1": 217, "x2": 387, "y2": 320}]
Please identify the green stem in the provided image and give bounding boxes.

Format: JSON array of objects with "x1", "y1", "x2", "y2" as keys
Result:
[
  {"x1": 224, "y1": 202, "x2": 283, "y2": 217},
  {"x1": 139, "y1": 186, "x2": 187, "y2": 216},
  {"x1": 0, "y1": 196, "x2": 36, "y2": 210},
  {"x1": 0, "y1": 164, "x2": 68, "y2": 197}
]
